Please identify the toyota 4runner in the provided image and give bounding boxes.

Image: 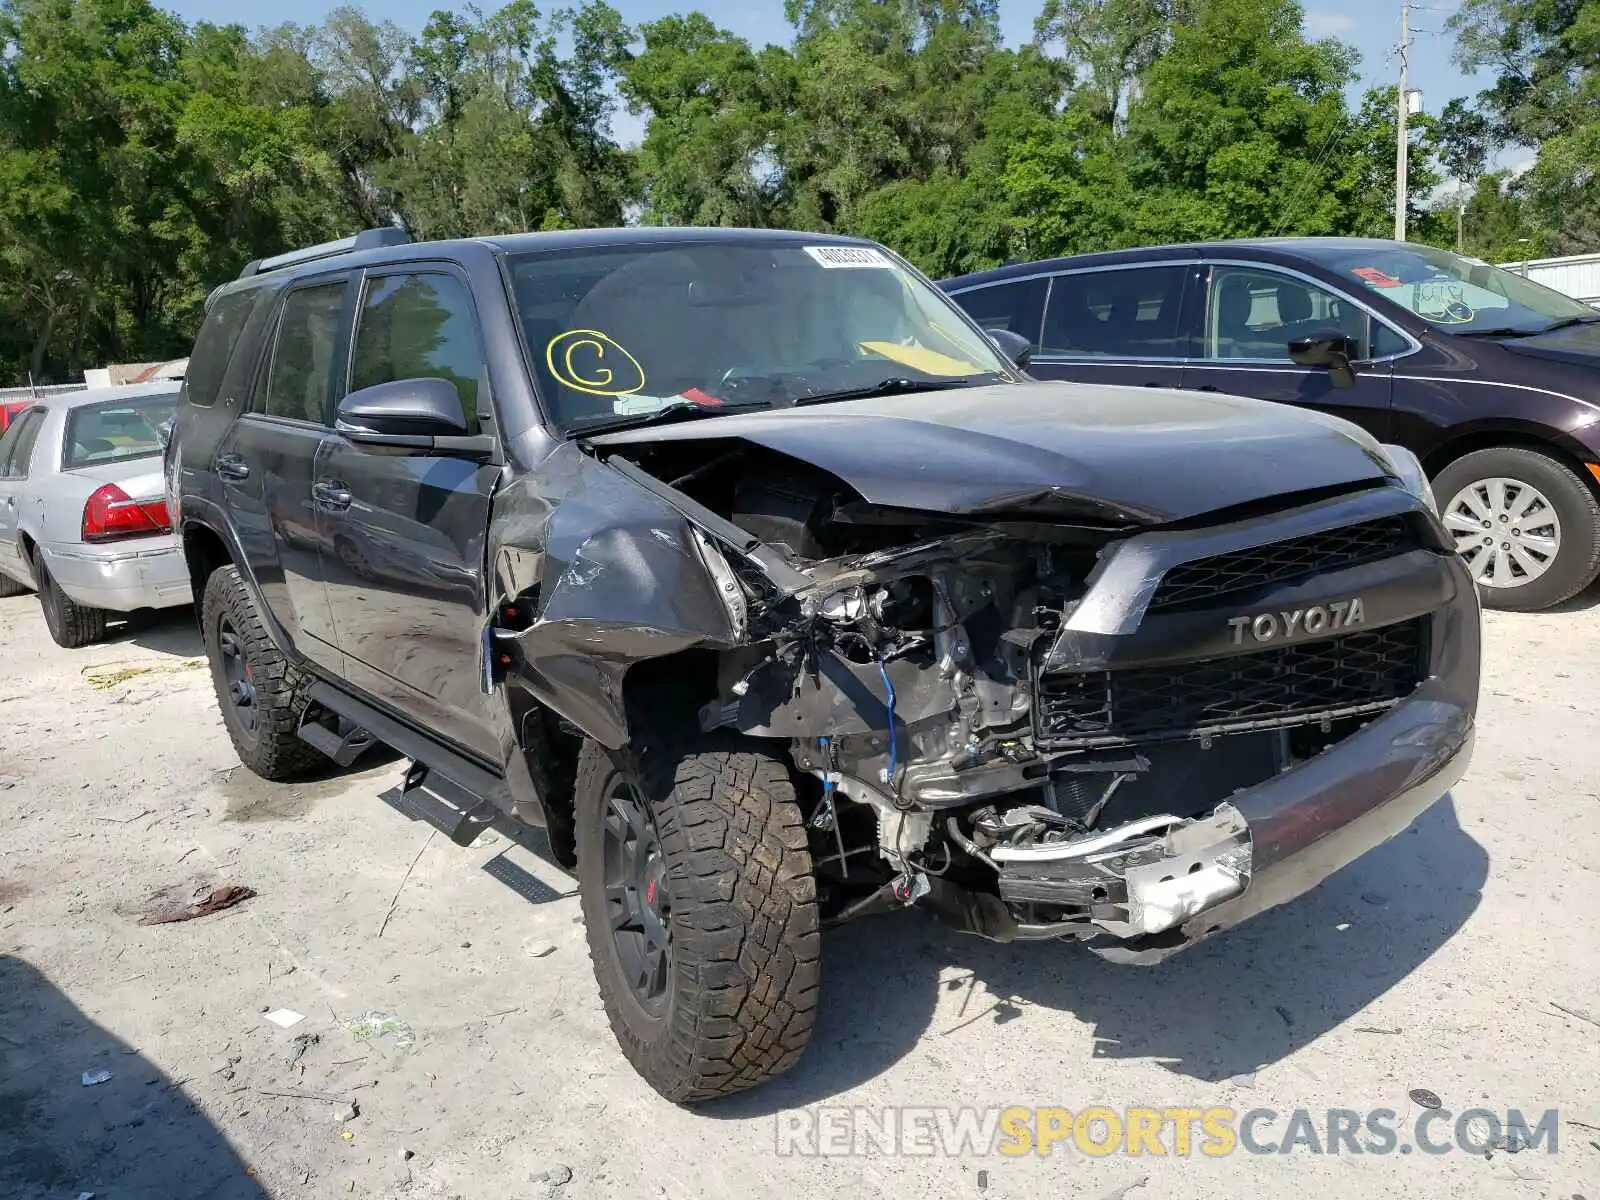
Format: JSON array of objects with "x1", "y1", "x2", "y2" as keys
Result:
[{"x1": 167, "y1": 226, "x2": 1480, "y2": 1103}]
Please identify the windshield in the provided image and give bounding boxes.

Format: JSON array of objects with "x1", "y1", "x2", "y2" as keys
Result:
[
  {"x1": 63, "y1": 395, "x2": 177, "y2": 470},
  {"x1": 1299, "y1": 243, "x2": 1599, "y2": 335},
  {"x1": 504, "y1": 241, "x2": 1012, "y2": 429}
]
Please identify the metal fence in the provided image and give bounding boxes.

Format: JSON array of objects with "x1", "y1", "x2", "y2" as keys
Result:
[{"x1": 0, "y1": 383, "x2": 86, "y2": 403}]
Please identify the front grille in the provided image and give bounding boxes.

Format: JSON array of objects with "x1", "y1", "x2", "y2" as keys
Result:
[
  {"x1": 1035, "y1": 618, "x2": 1429, "y2": 747},
  {"x1": 1149, "y1": 516, "x2": 1416, "y2": 611}
]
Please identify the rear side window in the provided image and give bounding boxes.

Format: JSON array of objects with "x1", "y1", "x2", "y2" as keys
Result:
[
  {"x1": 64, "y1": 395, "x2": 178, "y2": 469},
  {"x1": 184, "y1": 289, "x2": 258, "y2": 408},
  {"x1": 1041, "y1": 267, "x2": 1190, "y2": 357},
  {"x1": 0, "y1": 408, "x2": 45, "y2": 478},
  {"x1": 261, "y1": 282, "x2": 347, "y2": 423},
  {"x1": 953, "y1": 278, "x2": 1048, "y2": 347},
  {"x1": 349, "y1": 272, "x2": 483, "y2": 429}
]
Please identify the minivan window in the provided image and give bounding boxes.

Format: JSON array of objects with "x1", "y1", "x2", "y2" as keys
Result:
[
  {"x1": 954, "y1": 278, "x2": 1048, "y2": 347},
  {"x1": 1040, "y1": 267, "x2": 1188, "y2": 357},
  {"x1": 1297, "y1": 243, "x2": 1599, "y2": 335},
  {"x1": 350, "y1": 272, "x2": 482, "y2": 429},
  {"x1": 64, "y1": 395, "x2": 178, "y2": 469},
  {"x1": 185, "y1": 288, "x2": 257, "y2": 408},
  {"x1": 261, "y1": 282, "x2": 346, "y2": 423},
  {"x1": 504, "y1": 242, "x2": 1010, "y2": 430},
  {"x1": 1206, "y1": 267, "x2": 1370, "y2": 360}
]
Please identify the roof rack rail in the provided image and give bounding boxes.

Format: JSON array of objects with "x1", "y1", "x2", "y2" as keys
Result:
[{"x1": 237, "y1": 227, "x2": 412, "y2": 280}]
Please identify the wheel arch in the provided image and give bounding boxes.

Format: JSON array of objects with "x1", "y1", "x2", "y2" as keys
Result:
[{"x1": 1421, "y1": 420, "x2": 1600, "y2": 499}]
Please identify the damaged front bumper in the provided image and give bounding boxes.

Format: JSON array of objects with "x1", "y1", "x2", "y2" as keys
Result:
[{"x1": 998, "y1": 673, "x2": 1475, "y2": 962}]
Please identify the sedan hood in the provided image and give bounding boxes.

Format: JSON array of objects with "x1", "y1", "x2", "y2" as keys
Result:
[
  {"x1": 588, "y1": 381, "x2": 1392, "y2": 525},
  {"x1": 1498, "y1": 321, "x2": 1600, "y2": 369}
]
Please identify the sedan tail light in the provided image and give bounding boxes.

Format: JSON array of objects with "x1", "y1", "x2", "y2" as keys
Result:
[{"x1": 82, "y1": 483, "x2": 172, "y2": 543}]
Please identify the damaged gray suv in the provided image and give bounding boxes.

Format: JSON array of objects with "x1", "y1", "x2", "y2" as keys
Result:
[{"x1": 167, "y1": 226, "x2": 1480, "y2": 1103}]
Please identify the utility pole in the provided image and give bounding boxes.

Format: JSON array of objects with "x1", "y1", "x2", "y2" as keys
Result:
[{"x1": 1394, "y1": 0, "x2": 1411, "y2": 242}]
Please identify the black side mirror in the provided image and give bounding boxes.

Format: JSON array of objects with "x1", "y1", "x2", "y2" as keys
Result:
[
  {"x1": 1288, "y1": 329, "x2": 1358, "y2": 389},
  {"x1": 988, "y1": 328, "x2": 1034, "y2": 371},
  {"x1": 335, "y1": 379, "x2": 494, "y2": 457}
]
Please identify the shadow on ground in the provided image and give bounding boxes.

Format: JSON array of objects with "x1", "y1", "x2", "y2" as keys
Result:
[
  {"x1": 707, "y1": 795, "x2": 1486, "y2": 1116},
  {"x1": 110, "y1": 606, "x2": 204, "y2": 656},
  {"x1": 0, "y1": 955, "x2": 267, "y2": 1200}
]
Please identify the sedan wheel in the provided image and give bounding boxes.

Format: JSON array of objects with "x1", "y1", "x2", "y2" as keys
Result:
[{"x1": 1432, "y1": 447, "x2": 1600, "y2": 611}]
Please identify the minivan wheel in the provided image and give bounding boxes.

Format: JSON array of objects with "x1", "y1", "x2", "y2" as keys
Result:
[
  {"x1": 1434, "y1": 447, "x2": 1600, "y2": 611},
  {"x1": 200, "y1": 565, "x2": 323, "y2": 780},
  {"x1": 574, "y1": 736, "x2": 820, "y2": 1103}
]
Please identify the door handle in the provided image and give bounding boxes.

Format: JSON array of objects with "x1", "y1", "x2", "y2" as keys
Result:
[
  {"x1": 215, "y1": 453, "x2": 250, "y2": 482},
  {"x1": 312, "y1": 478, "x2": 353, "y2": 513}
]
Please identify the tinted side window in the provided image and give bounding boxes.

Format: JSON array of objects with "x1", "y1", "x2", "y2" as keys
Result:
[
  {"x1": 1041, "y1": 267, "x2": 1189, "y2": 357},
  {"x1": 1206, "y1": 266, "x2": 1371, "y2": 361},
  {"x1": 1, "y1": 409, "x2": 45, "y2": 478},
  {"x1": 185, "y1": 288, "x2": 258, "y2": 408},
  {"x1": 261, "y1": 282, "x2": 347, "y2": 423},
  {"x1": 350, "y1": 273, "x2": 482, "y2": 429},
  {"x1": 952, "y1": 278, "x2": 1048, "y2": 347},
  {"x1": 1371, "y1": 322, "x2": 1410, "y2": 358}
]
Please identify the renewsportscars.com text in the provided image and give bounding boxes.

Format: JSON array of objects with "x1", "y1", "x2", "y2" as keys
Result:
[{"x1": 774, "y1": 1105, "x2": 1561, "y2": 1158}]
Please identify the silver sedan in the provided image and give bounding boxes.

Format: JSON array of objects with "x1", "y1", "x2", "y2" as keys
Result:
[{"x1": 0, "y1": 382, "x2": 189, "y2": 647}]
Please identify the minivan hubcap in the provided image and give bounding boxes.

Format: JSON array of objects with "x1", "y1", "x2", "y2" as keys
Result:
[{"x1": 1443, "y1": 477, "x2": 1561, "y2": 589}]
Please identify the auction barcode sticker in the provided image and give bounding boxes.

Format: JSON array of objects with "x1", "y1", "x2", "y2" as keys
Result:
[{"x1": 804, "y1": 245, "x2": 893, "y2": 268}]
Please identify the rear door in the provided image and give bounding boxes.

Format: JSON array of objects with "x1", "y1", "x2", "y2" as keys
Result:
[
  {"x1": 0, "y1": 407, "x2": 46, "y2": 583},
  {"x1": 214, "y1": 273, "x2": 354, "y2": 671},
  {"x1": 1030, "y1": 264, "x2": 1194, "y2": 388},
  {"x1": 315, "y1": 264, "x2": 502, "y2": 761},
  {"x1": 1180, "y1": 263, "x2": 1400, "y2": 440}
]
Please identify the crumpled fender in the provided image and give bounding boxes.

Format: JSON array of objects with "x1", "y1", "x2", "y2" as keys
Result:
[{"x1": 489, "y1": 445, "x2": 745, "y2": 749}]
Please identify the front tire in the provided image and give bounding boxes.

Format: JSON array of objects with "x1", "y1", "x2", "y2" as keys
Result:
[
  {"x1": 1435, "y1": 447, "x2": 1600, "y2": 611},
  {"x1": 575, "y1": 737, "x2": 820, "y2": 1103},
  {"x1": 37, "y1": 562, "x2": 106, "y2": 648},
  {"x1": 200, "y1": 565, "x2": 322, "y2": 780}
]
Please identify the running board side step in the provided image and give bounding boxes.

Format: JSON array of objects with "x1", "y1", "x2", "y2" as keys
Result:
[
  {"x1": 387, "y1": 761, "x2": 498, "y2": 847},
  {"x1": 296, "y1": 713, "x2": 378, "y2": 767}
]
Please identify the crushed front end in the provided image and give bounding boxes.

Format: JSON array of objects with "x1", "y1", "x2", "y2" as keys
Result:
[{"x1": 659, "y1": 459, "x2": 1480, "y2": 962}]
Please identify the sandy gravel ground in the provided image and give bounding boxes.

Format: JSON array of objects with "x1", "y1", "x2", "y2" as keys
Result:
[{"x1": 1, "y1": 590, "x2": 1597, "y2": 1200}]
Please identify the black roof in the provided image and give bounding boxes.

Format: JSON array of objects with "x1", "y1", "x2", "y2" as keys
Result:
[{"x1": 941, "y1": 236, "x2": 1411, "y2": 289}]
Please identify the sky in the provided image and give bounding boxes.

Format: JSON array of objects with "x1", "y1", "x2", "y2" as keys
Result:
[{"x1": 163, "y1": 0, "x2": 1496, "y2": 159}]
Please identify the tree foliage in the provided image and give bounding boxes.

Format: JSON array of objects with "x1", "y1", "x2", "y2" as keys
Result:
[{"x1": 0, "y1": 0, "x2": 1578, "y2": 385}]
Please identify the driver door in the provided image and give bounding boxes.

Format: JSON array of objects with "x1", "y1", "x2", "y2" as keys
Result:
[
  {"x1": 315, "y1": 265, "x2": 503, "y2": 761},
  {"x1": 1181, "y1": 265, "x2": 1396, "y2": 440}
]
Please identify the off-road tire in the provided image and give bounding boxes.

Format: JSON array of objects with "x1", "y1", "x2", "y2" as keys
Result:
[
  {"x1": 0, "y1": 571, "x2": 27, "y2": 597},
  {"x1": 200, "y1": 565, "x2": 322, "y2": 780},
  {"x1": 575, "y1": 736, "x2": 821, "y2": 1103},
  {"x1": 37, "y1": 561, "x2": 106, "y2": 648},
  {"x1": 1434, "y1": 447, "x2": 1600, "y2": 611}
]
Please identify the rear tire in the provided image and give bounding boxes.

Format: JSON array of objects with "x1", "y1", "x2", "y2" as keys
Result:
[
  {"x1": 37, "y1": 562, "x2": 106, "y2": 648},
  {"x1": 0, "y1": 572, "x2": 27, "y2": 597},
  {"x1": 575, "y1": 736, "x2": 820, "y2": 1103},
  {"x1": 200, "y1": 565, "x2": 323, "y2": 780},
  {"x1": 1434, "y1": 447, "x2": 1600, "y2": 611}
]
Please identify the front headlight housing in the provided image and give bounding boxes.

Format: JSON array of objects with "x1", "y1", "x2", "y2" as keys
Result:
[{"x1": 1379, "y1": 443, "x2": 1436, "y2": 514}]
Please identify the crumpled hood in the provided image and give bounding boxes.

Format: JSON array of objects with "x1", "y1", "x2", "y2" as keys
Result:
[{"x1": 588, "y1": 381, "x2": 1392, "y2": 525}]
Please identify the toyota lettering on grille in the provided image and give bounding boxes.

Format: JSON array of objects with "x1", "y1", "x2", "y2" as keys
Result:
[{"x1": 1227, "y1": 598, "x2": 1366, "y2": 645}]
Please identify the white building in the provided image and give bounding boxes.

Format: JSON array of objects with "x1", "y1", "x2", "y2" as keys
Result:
[{"x1": 1498, "y1": 252, "x2": 1600, "y2": 308}]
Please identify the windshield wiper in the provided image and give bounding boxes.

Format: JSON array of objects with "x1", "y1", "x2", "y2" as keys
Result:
[
  {"x1": 792, "y1": 376, "x2": 993, "y2": 407},
  {"x1": 1534, "y1": 314, "x2": 1600, "y2": 333},
  {"x1": 1454, "y1": 326, "x2": 1546, "y2": 339},
  {"x1": 572, "y1": 398, "x2": 772, "y2": 435}
]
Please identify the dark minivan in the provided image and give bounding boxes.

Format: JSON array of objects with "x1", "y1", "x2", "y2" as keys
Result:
[{"x1": 944, "y1": 238, "x2": 1600, "y2": 610}]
